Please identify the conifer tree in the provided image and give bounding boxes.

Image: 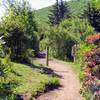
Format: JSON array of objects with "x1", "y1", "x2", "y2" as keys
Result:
[
  {"x1": 49, "y1": 0, "x2": 60, "y2": 26},
  {"x1": 86, "y1": 2, "x2": 100, "y2": 32},
  {"x1": 49, "y1": 0, "x2": 70, "y2": 26},
  {"x1": 59, "y1": 0, "x2": 70, "y2": 20}
]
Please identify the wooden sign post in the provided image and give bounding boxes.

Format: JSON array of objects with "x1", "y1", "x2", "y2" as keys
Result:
[{"x1": 46, "y1": 46, "x2": 49, "y2": 66}]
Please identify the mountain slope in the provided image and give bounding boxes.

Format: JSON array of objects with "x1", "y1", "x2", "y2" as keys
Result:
[
  {"x1": 68, "y1": 0, "x2": 90, "y2": 18},
  {"x1": 35, "y1": 6, "x2": 52, "y2": 26},
  {"x1": 35, "y1": 0, "x2": 90, "y2": 26}
]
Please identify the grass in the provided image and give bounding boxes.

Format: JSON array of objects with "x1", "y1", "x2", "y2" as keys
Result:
[
  {"x1": 72, "y1": 63, "x2": 82, "y2": 75},
  {"x1": 2, "y1": 58, "x2": 82, "y2": 99},
  {"x1": 73, "y1": 63, "x2": 84, "y2": 82},
  {"x1": 4, "y1": 61, "x2": 59, "y2": 99},
  {"x1": 35, "y1": 6, "x2": 52, "y2": 26}
]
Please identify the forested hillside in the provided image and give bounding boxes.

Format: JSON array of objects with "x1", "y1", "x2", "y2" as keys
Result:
[
  {"x1": 68, "y1": 0, "x2": 90, "y2": 17},
  {"x1": 35, "y1": 6, "x2": 52, "y2": 26},
  {"x1": 35, "y1": 0, "x2": 90, "y2": 25}
]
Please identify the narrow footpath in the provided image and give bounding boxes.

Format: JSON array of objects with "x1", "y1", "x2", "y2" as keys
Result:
[{"x1": 36, "y1": 59, "x2": 82, "y2": 100}]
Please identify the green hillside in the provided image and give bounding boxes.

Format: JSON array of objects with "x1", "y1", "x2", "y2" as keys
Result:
[
  {"x1": 35, "y1": 0, "x2": 90, "y2": 26},
  {"x1": 35, "y1": 6, "x2": 52, "y2": 26},
  {"x1": 68, "y1": 0, "x2": 90, "y2": 17}
]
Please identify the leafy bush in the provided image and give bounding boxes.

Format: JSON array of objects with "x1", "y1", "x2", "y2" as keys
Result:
[
  {"x1": 40, "y1": 18, "x2": 94, "y2": 60},
  {"x1": 40, "y1": 25, "x2": 76, "y2": 60},
  {"x1": 59, "y1": 18, "x2": 95, "y2": 41},
  {"x1": 0, "y1": 0, "x2": 39, "y2": 62},
  {"x1": 75, "y1": 42, "x2": 95, "y2": 65},
  {"x1": 73, "y1": 42, "x2": 94, "y2": 87},
  {"x1": 85, "y1": 33, "x2": 100, "y2": 45},
  {"x1": 82, "y1": 47, "x2": 100, "y2": 99},
  {"x1": 0, "y1": 56, "x2": 18, "y2": 100},
  {"x1": 0, "y1": 36, "x2": 17, "y2": 99},
  {"x1": 76, "y1": 33, "x2": 100, "y2": 99}
]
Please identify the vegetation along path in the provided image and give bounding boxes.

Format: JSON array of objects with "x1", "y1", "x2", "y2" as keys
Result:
[{"x1": 36, "y1": 59, "x2": 82, "y2": 100}]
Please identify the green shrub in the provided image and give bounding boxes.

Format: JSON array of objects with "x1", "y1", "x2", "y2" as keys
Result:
[
  {"x1": 0, "y1": 94, "x2": 15, "y2": 100},
  {"x1": 40, "y1": 18, "x2": 94, "y2": 61},
  {"x1": 0, "y1": 57, "x2": 14, "y2": 95},
  {"x1": 0, "y1": 0, "x2": 39, "y2": 62},
  {"x1": 75, "y1": 42, "x2": 95, "y2": 65},
  {"x1": 82, "y1": 88, "x2": 94, "y2": 100}
]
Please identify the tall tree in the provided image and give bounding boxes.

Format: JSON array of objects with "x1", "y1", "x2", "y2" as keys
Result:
[
  {"x1": 59, "y1": 0, "x2": 70, "y2": 19},
  {"x1": 86, "y1": 1, "x2": 100, "y2": 32},
  {"x1": 1, "y1": 0, "x2": 38, "y2": 62},
  {"x1": 48, "y1": 0, "x2": 70, "y2": 26},
  {"x1": 48, "y1": 0, "x2": 60, "y2": 26}
]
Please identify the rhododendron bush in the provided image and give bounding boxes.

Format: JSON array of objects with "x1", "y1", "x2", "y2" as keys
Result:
[
  {"x1": 86, "y1": 33, "x2": 100, "y2": 44},
  {"x1": 82, "y1": 34, "x2": 100, "y2": 99}
]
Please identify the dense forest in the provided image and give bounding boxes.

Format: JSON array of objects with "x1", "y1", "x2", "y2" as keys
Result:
[{"x1": 0, "y1": 0, "x2": 100, "y2": 99}]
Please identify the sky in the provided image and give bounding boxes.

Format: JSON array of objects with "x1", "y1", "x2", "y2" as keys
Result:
[
  {"x1": 30, "y1": 0, "x2": 56, "y2": 10},
  {"x1": 0, "y1": 0, "x2": 69, "y2": 17}
]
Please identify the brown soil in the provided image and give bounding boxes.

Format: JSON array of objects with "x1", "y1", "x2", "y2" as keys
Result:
[{"x1": 35, "y1": 59, "x2": 82, "y2": 100}]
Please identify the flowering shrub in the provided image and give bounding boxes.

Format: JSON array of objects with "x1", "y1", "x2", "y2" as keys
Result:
[
  {"x1": 82, "y1": 34, "x2": 100, "y2": 99},
  {"x1": 85, "y1": 33, "x2": 100, "y2": 44},
  {"x1": 85, "y1": 48, "x2": 100, "y2": 65}
]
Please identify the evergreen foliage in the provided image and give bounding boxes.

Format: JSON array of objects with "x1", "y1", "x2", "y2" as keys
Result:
[
  {"x1": 35, "y1": 0, "x2": 90, "y2": 26},
  {"x1": 48, "y1": 0, "x2": 70, "y2": 26},
  {"x1": 48, "y1": 0, "x2": 60, "y2": 26},
  {"x1": 86, "y1": 1, "x2": 100, "y2": 32}
]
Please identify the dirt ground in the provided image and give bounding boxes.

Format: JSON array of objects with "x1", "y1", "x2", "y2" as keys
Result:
[{"x1": 35, "y1": 59, "x2": 82, "y2": 100}]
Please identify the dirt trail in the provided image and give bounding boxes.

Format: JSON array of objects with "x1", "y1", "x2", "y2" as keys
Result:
[{"x1": 36, "y1": 59, "x2": 82, "y2": 100}]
